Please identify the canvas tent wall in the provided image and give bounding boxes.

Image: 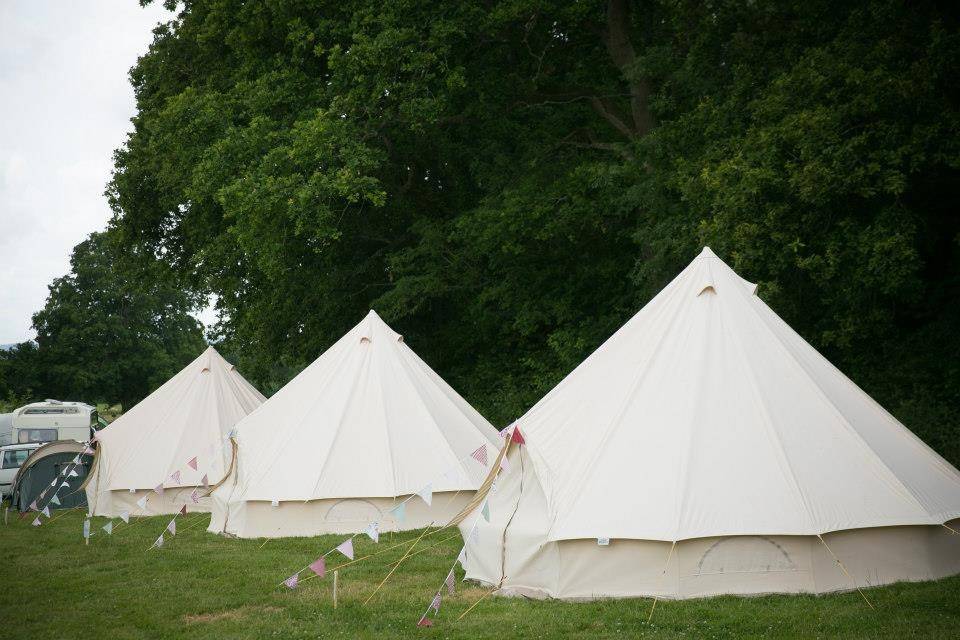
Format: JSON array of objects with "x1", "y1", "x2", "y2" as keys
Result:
[
  {"x1": 85, "y1": 347, "x2": 265, "y2": 518},
  {"x1": 11, "y1": 441, "x2": 91, "y2": 512},
  {"x1": 460, "y1": 248, "x2": 960, "y2": 600},
  {"x1": 209, "y1": 310, "x2": 500, "y2": 538}
]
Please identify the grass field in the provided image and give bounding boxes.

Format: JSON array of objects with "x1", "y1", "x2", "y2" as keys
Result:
[{"x1": 2, "y1": 509, "x2": 960, "y2": 639}]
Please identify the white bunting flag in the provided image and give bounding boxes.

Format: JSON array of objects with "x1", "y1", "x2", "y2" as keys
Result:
[
  {"x1": 83, "y1": 519, "x2": 91, "y2": 539},
  {"x1": 366, "y1": 522, "x2": 380, "y2": 543},
  {"x1": 62, "y1": 482, "x2": 70, "y2": 489},
  {"x1": 68, "y1": 469, "x2": 79, "y2": 478},
  {"x1": 166, "y1": 519, "x2": 176, "y2": 536},
  {"x1": 154, "y1": 533, "x2": 164, "y2": 548},
  {"x1": 120, "y1": 510, "x2": 130, "y2": 524},
  {"x1": 470, "y1": 445, "x2": 488, "y2": 467},
  {"x1": 72, "y1": 455, "x2": 81, "y2": 464},
  {"x1": 417, "y1": 483, "x2": 433, "y2": 506},
  {"x1": 32, "y1": 517, "x2": 41, "y2": 527},
  {"x1": 336, "y1": 538, "x2": 354, "y2": 560},
  {"x1": 187, "y1": 456, "x2": 198, "y2": 471},
  {"x1": 50, "y1": 494, "x2": 60, "y2": 506},
  {"x1": 136, "y1": 496, "x2": 148, "y2": 510},
  {"x1": 50, "y1": 479, "x2": 57, "y2": 487},
  {"x1": 41, "y1": 506, "x2": 50, "y2": 518},
  {"x1": 102, "y1": 521, "x2": 113, "y2": 535}
]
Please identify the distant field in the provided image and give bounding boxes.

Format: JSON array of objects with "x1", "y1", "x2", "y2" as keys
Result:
[{"x1": 2, "y1": 509, "x2": 959, "y2": 639}]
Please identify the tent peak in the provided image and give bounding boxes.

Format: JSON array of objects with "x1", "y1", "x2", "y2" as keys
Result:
[{"x1": 699, "y1": 246, "x2": 717, "y2": 258}]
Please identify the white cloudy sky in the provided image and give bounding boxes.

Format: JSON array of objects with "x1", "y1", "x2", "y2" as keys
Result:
[{"x1": 0, "y1": 1, "x2": 175, "y2": 344}]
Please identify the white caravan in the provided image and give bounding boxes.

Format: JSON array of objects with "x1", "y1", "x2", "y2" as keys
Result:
[{"x1": 11, "y1": 400, "x2": 97, "y2": 445}]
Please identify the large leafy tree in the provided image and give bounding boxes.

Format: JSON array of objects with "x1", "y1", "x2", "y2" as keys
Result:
[
  {"x1": 28, "y1": 230, "x2": 205, "y2": 410},
  {"x1": 108, "y1": 0, "x2": 959, "y2": 461}
]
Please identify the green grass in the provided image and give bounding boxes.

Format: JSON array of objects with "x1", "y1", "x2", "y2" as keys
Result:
[{"x1": 2, "y1": 509, "x2": 959, "y2": 639}]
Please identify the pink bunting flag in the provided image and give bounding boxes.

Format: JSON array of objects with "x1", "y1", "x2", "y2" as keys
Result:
[
  {"x1": 153, "y1": 484, "x2": 165, "y2": 496},
  {"x1": 417, "y1": 617, "x2": 433, "y2": 627},
  {"x1": 470, "y1": 445, "x2": 488, "y2": 467},
  {"x1": 29, "y1": 500, "x2": 38, "y2": 511},
  {"x1": 309, "y1": 557, "x2": 326, "y2": 578},
  {"x1": 430, "y1": 592, "x2": 442, "y2": 614},
  {"x1": 167, "y1": 519, "x2": 176, "y2": 536},
  {"x1": 170, "y1": 470, "x2": 181, "y2": 484},
  {"x1": 336, "y1": 538, "x2": 354, "y2": 560},
  {"x1": 283, "y1": 573, "x2": 299, "y2": 589},
  {"x1": 445, "y1": 570, "x2": 456, "y2": 595},
  {"x1": 82, "y1": 446, "x2": 94, "y2": 455},
  {"x1": 201, "y1": 474, "x2": 209, "y2": 488},
  {"x1": 190, "y1": 489, "x2": 200, "y2": 504},
  {"x1": 187, "y1": 456, "x2": 198, "y2": 471},
  {"x1": 31, "y1": 517, "x2": 41, "y2": 527}
]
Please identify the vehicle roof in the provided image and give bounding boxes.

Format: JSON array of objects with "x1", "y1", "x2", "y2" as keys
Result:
[{"x1": 0, "y1": 442, "x2": 43, "y2": 451}]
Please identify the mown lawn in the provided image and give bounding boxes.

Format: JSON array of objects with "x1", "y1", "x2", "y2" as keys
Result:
[{"x1": 2, "y1": 509, "x2": 959, "y2": 639}]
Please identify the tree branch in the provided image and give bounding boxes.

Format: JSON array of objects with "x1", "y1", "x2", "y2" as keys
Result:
[{"x1": 604, "y1": 0, "x2": 655, "y2": 137}]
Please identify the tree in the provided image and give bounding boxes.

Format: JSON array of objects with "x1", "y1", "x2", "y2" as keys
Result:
[{"x1": 29, "y1": 230, "x2": 205, "y2": 410}]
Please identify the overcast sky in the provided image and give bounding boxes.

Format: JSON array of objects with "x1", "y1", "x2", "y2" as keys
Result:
[{"x1": 0, "y1": 1, "x2": 173, "y2": 344}]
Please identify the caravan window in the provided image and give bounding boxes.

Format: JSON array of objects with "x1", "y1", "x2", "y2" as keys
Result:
[
  {"x1": 18, "y1": 429, "x2": 57, "y2": 444},
  {"x1": 1, "y1": 449, "x2": 29, "y2": 469}
]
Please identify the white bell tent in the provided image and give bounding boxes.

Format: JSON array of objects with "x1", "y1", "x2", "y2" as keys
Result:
[
  {"x1": 85, "y1": 347, "x2": 266, "y2": 517},
  {"x1": 209, "y1": 310, "x2": 500, "y2": 538},
  {"x1": 460, "y1": 247, "x2": 960, "y2": 600}
]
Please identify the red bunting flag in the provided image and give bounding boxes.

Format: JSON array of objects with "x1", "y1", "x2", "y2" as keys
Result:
[
  {"x1": 179, "y1": 505, "x2": 187, "y2": 516},
  {"x1": 309, "y1": 557, "x2": 326, "y2": 578},
  {"x1": 511, "y1": 426, "x2": 525, "y2": 444},
  {"x1": 283, "y1": 573, "x2": 299, "y2": 589},
  {"x1": 470, "y1": 445, "x2": 488, "y2": 467},
  {"x1": 187, "y1": 456, "x2": 198, "y2": 471},
  {"x1": 417, "y1": 617, "x2": 433, "y2": 627}
]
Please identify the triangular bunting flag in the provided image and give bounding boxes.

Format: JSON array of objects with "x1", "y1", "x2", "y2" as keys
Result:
[
  {"x1": 29, "y1": 500, "x2": 38, "y2": 511},
  {"x1": 102, "y1": 521, "x2": 113, "y2": 535},
  {"x1": 309, "y1": 557, "x2": 326, "y2": 578},
  {"x1": 392, "y1": 502, "x2": 406, "y2": 523},
  {"x1": 62, "y1": 481, "x2": 70, "y2": 489},
  {"x1": 511, "y1": 426, "x2": 525, "y2": 444},
  {"x1": 430, "y1": 592, "x2": 442, "y2": 614},
  {"x1": 68, "y1": 469, "x2": 79, "y2": 478},
  {"x1": 50, "y1": 479, "x2": 57, "y2": 487},
  {"x1": 170, "y1": 470, "x2": 181, "y2": 484},
  {"x1": 481, "y1": 501, "x2": 490, "y2": 522},
  {"x1": 190, "y1": 489, "x2": 200, "y2": 504},
  {"x1": 167, "y1": 519, "x2": 176, "y2": 536},
  {"x1": 417, "y1": 617, "x2": 433, "y2": 627},
  {"x1": 154, "y1": 533, "x2": 164, "y2": 548},
  {"x1": 417, "y1": 483, "x2": 433, "y2": 506},
  {"x1": 179, "y1": 505, "x2": 187, "y2": 516},
  {"x1": 120, "y1": 510, "x2": 130, "y2": 524},
  {"x1": 83, "y1": 519, "x2": 91, "y2": 539},
  {"x1": 366, "y1": 522, "x2": 380, "y2": 543},
  {"x1": 283, "y1": 573, "x2": 299, "y2": 589},
  {"x1": 470, "y1": 445, "x2": 488, "y2": 467},
  {"x1": 50, "y1": 494, "x2": 60, "y2": 506},
  {"x1": 201, "y1": 474, "x2": 209, "y2": 488},
  {"x1": 72, "y1": 455, "x2": 81, "y2": 464},
  {"x1": 187, "y1": 456, "x2": 198, "y2": 471},
  {"x1": 136, "y1": 496, "x2": 148, "y2": 510},
  {"x1": 41, "y1": 506, "x2": 50, "y2": 518},
  {"x1": 336, "y1": 538, "x2": 354, "y2": 560},
  {"x1": 153, "y1": 484, "x2": 165, "y2": 496},
  {"x1": 32, "y1": 517, "x2": 41, "y2": 527},
  {"x1": 445, "y1": 569, "x2": 456, "y2": 595}
]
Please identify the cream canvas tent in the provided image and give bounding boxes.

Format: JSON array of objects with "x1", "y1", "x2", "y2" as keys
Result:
[
  {"x1": 86, "y1": 347, "x2": 266, "y2": 517},
  {"x1": 460, "y1": 247, "x2": 960, "y2": 600},
  {"x1": 209, "y1": 310, "x2": 500, "y2": 538}
]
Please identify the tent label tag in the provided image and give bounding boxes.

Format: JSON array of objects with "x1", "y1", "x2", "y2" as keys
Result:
[{"x1": 597, "y1": 537, "x2": 610, "y2": 546}]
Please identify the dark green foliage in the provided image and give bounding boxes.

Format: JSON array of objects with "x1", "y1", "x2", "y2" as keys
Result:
[{"x1": 7, "y1": 1, "x2": 960, "y2": 462}]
